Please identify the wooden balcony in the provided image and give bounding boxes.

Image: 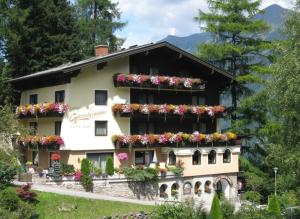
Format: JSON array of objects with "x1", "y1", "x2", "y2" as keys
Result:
[
  {"x1": 113, "y1": 73, "x2": 205, "y2": 92},
  {"x1": 112, "y1": 104, "x2": 226, "y2": 120},
  {"x1": 112, "y1": 132, "x2": 240, "y2": 148}
]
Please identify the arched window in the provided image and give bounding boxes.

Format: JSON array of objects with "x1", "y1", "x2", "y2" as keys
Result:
[
  {"x1": 194, "y1": 181, "x2": 202, "y2": 195},
  {"x1": 168, "y1": 151, "x2": 176, "y2": 166},
  {"x1": 204, "y1": 181, "x2": 212, "y2": 193},
  {"x1": 192, "y1": 150, "x2": 201, "y2": 165},
  {"x1": 223, "y1": 149, "x2": 231, "y2": 163},
  {"x1": 183, "y1": 182, "x2": 192, "y2": 195},
  {"x1": 159, "y1": 184, "x2": 168, "y2": 198},
  {"x1": 208, "y1": 150, "x2": 216, "y2": 164},
  {"x1": 171, "y1": 183, "x2": 179, "y2": 198}
]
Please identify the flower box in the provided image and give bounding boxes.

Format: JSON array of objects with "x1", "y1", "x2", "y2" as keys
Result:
[
  {"x1": 17, "y1": 135, "x2": 64, "y2": 149},
  {"x1": 16, "y1": 102, "x2": 68, "y2": 117},
  {"x1": 112, "y1": 132, "x2": 238, "y2": 148},
  {"x1": 112, "y1": 104, "x2": 226, "y2": 118},
  {"x1": 113, "y1": 73, "x2": 205, "y2": 91}
]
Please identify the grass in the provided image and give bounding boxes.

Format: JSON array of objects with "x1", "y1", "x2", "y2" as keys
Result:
[{"x1": 35, "y1": 191, "x2": 155, "y2": 219}]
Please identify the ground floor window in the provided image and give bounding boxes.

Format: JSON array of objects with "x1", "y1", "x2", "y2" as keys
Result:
[
  {"x1": 168, "y1": 151, "x2": 176, "y2": 166},
  {"x1": 86, "y1": 153, "x2": 113, "y2": 172},
  {"x1": 32, "y1": 150, "x2": 38, "y2": 165},
  {"x1": 134, "y1": 150, "x2": 154, "y2": 166}
]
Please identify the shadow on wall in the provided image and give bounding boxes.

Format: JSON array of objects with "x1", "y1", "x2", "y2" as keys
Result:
[{"x1": 128, "y1": 181, "x2": 159, "y2": 200}]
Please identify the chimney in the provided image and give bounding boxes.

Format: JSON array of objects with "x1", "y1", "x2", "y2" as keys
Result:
[{"x1": 95, "y1": 44, "x2": 109, "y2": 57}]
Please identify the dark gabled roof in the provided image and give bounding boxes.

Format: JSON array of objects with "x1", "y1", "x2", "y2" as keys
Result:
[{"x1": 9, "y1": 41, "x2": 234, "y2": 83}]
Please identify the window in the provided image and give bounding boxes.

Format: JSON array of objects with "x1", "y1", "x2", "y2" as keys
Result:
[
  {"x1": 223, "y1": 149, "x2": 231, "y2": 163},
  {"x1": 195, "y1": 181, "x2": 201, "y2": 195},
  {"x1": 138, "y1": 93, "x2": 154, "y2": 104},
  {"x1": 86, "y1": 153, "x2": 113, "y2": 171},
  {"x1": 159, "y1": 184, "x2": 168, "y2": 198},
  {"x1": 208, "y1": 150, "x2": 216, "y2": 164},
  {"x1": 55, "y1": 90, "x2": 65, "y2": 103},
  {"x1": 168, "y1": 151, "x2": 176, "y2": 166},
  {"x1": 193, "y1": 122, "x2": 206, "y2": 133},
  {"x1": 192, "y1": 96, "x2": 205, "y2": 105},
  {"x1": 171, "y1": 183, "x2": 179, "y2": 198},
  {"x1": 29, "y1": 94, "x2": 38, "y2": 104},
  {"x1": 204, "y1": 181, "x2": 212, "y2": 193},
  {"x1": 137, "y1": 122, "x2": 155, "y2": 134},
  {"x1": 183, "y1": 182, "x2": 192, "y2": 195},
  {"x1": 95, "y1": 90, "x2": 107, "y2": 105},
  {"x1": 95, "y1": 121, "x2": 107, "y2": 136},
  {"x1": 55, "y1": 121, "x2": 62, "y2": 135},
  {"x1": 192, "y1": 150, "x2": 201, "y2": 165},
  {"x1": 29, "y1": 122, "x2": 37, "y2": 135},
  {"x1": 32, "y1": 151, "x2": 38, "y2": 165},
  {"x1": 134, "y1": 150, "x2": 154, "y2": 166}
]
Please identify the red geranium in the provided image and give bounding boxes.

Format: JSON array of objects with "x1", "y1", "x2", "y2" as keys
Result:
[{"x1": 51, "y1": 153, "x2": 61, "y2": 161}]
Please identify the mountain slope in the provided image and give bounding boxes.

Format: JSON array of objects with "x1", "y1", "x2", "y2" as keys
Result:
[{"x1": 160, "y1": 4, "x2": 288, "y2": 53}]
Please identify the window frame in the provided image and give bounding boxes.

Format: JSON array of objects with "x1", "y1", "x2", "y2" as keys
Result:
[
  {"x1": 134, "y1": 150, "x2": 154, "y2": 166},
  {"x1": 54, "y1": 121, "x2": 62, "y2": 136},
  {"x1": 95, "y1": 121, "x2": 108, "y2": 136},
  {"x1": 192, "y1": 150, "x2": 201, "y2": 165},
  {"x1": 55, "y1": 90, "x2": 65, "y2": 103},
  {"x1": 168, "y1": 150, "x2": 176, "y2": 166},
  {"x1": 208, "y1": 150, "x2": 217, "y2": 165},
  {"x1": 29, "y1": 94, "x2": 38, "y2": 105},
  {"x1": 223, "y1": 149, "x2": 231, "y2": 163},
  {"x1": 29, "y1": 122, "x2": 37, "y2": 135},
  {"x1": 95, "y1": 90, "x2": 108, "y2": 105}
]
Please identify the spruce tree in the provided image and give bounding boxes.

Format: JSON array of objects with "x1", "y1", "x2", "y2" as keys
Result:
[
  {"x1": 105, "y1": 157, "x2": 114, "y2": 176},
  {"x1": 209, "y1": 193, "x2": 223, "y2": 219},
  {"x1": 3, "y1": 0, "x2": 83, "y2": 78},
  {"x1": 268, "y1": 194, "x2": 281, "y2": 217},
  {"x1": 76, "y1": 0, "x2": 126, "y2": 57}
]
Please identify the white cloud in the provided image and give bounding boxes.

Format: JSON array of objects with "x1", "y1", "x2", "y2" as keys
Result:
[{"x1": 113, "y1": 0, "x2": 295, "y2": 48}]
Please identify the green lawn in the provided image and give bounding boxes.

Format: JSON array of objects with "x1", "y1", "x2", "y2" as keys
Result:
[{"x1": 34, "y1": 191, "x2": 155, "y2": 219}]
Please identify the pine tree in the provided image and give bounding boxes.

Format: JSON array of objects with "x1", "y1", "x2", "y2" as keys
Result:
[
  {"x1": 3, "y1": 0, "x2": 83, "y2": 78},
  {"x1": 268, "y1": 194, "x2": 281, "y2": 217},
  {"x1": 76, "y1": 0, "x2": 126, "y2": 57},
  {"x1": 105, "y1": 157, "x2": 114, "y2": 176},
  {"x1": 209, "y1": 193, "x2": 223, "y2": 219}
]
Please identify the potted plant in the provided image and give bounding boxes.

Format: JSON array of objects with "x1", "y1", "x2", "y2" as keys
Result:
[
  {"x1": 95, "y1": 168, "x2": 102, "y2": 177},
  {"x1": 160, "y1": 168, "x2": 167, "y2": 177}
]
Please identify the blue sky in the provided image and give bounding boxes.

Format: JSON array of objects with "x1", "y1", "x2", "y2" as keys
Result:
[{"x1": 112, "y1": 0, "x2": 295, "y2": 48}]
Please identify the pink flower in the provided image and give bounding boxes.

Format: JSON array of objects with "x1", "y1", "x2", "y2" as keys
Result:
[
  {"x1": 159, "y1": 135, "x2": 168, "y2": 144},
  {"x1": 174, "y1": 105, "x2": 185, "y2": 116},
  {"x1": 29, "y1": 106, "x2": 36, "y2": 115},
  {"x1": 74, "y1": 171, "x2": 82, "y2": 181},
  {"x1": 117, "y1": 153, "x2": 128, "y2": 161},
  {"x1": 150, "y1": 76, "x2": 161, "y2": 85},
  {"x1": 158, "y1": 104, "x2": 167, "y2": 114},
  {"x1": 183, "y1": 78, "x2": 192, "y2": 88},
  {"x1": 132, "y1": 74, "x2": 143, "y2": 84},
  {"x1": 140, "y1": 135, "x2": 149, "y2": 145},
  {"x1": 56, "y1": 138, "x2": 64, "y2": 145},
  {"x1": 121, "y1": 105, "x2": 132, "y2": 113},
  {"x1": 205, "y1": 134, "x2": 213, "y2": 142},
  {"x1": 205, "y1": 107, "x2": 214, "y2": 116},
  {"x1": 140, "y1": 105, "x2": 149, "y2": 114},
  {"x1": 117, "y1": 74, "x2": 126, "y2": 82},
  {"x1": 168, "y1": 77, "x2": 179, "y2": 86}
]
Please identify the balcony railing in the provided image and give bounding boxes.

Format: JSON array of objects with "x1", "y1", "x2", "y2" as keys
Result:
[
  {"x1": 112, "y1": 104, "x2": 226, "y2": 119},
  {"x1": 113, "y1": 73, "x2": 205, "y2": 91},
  {"x1": 17, "y1": 135, "x2": 64, "y2": 150},
  {"x1": 16, "y1": 103, "x2": 69, "y2": 118},
  {"x1": 112, "y1": 132, "x2": 240, "y2": 148}
]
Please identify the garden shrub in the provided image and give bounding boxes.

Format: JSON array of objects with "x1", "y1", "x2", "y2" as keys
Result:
[
  {"x1": 16, "y1": 184, "x2": 37, "y2": 202},
  {"x1": 244, "y1": 191, "x2": 262, "y2": 203},
  {"x1": 105, "y1": 157, "x2": 114, "y2": 176},
  {"x1": 209, "y1": 193, "x2": 223, "y2": 219},
  {"x1": 122, "y1": 167, "x2": 158, "y2": 182},
  {"x1": 0, "y1": 149, "x2": 18, "y2": 189},
  {"x1": 221, "y1": 199, "x2": 234, "y2": 219},
  {"x1": 268, "y1": 194, "x2": 281, "y2": 217},
  {"x1": 0, "y1": 188, "x2": 19, "y2": 211},
  {"x1": 61, "y1": 163, "x2": 75, "y2": 175},
  {"x1": 80, "y1": 175, "x2": 93, "y2": 192},
  {"x1": 152, "y1": 201, "x2": 206, "y2": 219},
  {"x1": 0, "y1": 201, "x2": 36, "y2": 219},
  {"x1": 81, "y1": 158, "x2": 92, "y2": 176}
]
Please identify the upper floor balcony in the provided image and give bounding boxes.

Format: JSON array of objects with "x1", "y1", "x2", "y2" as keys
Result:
[
  {"x1": 113, "y1": 73, "x2": 205, "y2": 91},
  {"x1": 16, "y1": 102, "x2": 69, "y2": 118},
  {"x1": 112, "y1": 103, "x2": 226, "y2": 120},
  {"x1": 112, "y1": 132, "x2": 239, "y2": 148},
  {"x1": 17, "y1": 135, "x2": 64, "y2": 150}
]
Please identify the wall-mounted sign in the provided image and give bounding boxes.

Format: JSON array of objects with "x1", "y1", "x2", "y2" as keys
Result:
[{"x1": 68, "y1": 108, "x2": 107, "y2": 124}]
